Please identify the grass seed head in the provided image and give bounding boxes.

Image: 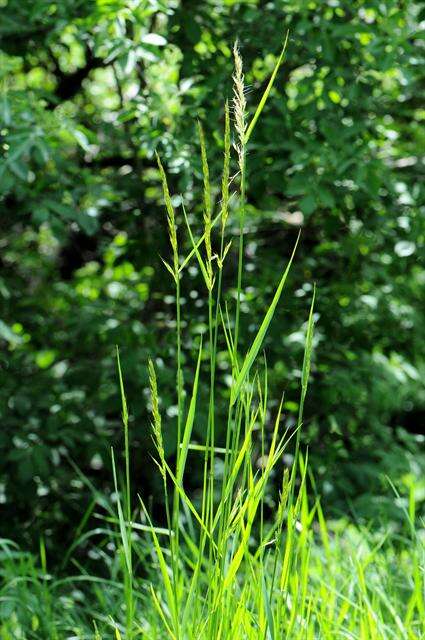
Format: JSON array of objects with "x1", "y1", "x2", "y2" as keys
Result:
[
  {"x1": 233, "y1": 41, "x2": 246, "y2": 171},
  {"x1": 149, "y1": 358, "x2": 166, "y2": 481}
]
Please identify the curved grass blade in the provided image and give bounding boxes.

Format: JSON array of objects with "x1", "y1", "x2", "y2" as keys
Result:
[
  {"x1": 244, "y1": 32, "x2": 289, "y2": 145},
  {"x1": 177, "y1": 338, "x2": 203, "y2": 485},
  {"x1": 230, "y1": 232, "x2": 299, "y2": 406}
]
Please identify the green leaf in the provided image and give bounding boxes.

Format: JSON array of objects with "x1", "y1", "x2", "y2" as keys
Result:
[
  {"x1": 245, "y1": 31, "x2": 289, "y2": 144},
  {"x1": 111, "y1": 448, "x2": 132, "y2": 576},
  {"x1": 230, "y1": 234, "x2": 299, "y2": 406},
  {"x1": 176, "y1": 338, "x2": 203, "y2": 485},
  {"x1": 35, "y1": 350, "x2": 56, "y2": 369},
  {"x1": 299, "y1": 194, "x2": 316, "y2": 215},
  {"x1": 76, "y1": 212, "x2": 99, "y2": 235}
]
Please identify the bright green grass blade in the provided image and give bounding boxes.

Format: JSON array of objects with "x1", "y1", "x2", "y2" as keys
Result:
[
  {"x1": 138, "y1": 496, "x2": 178, "y2": 633},
  {"x1": 244, "y1": 32, "x2": 289, "y2": 145},
  {"x1": 301, "y1": 285, "x2": 316, "y2": 399},
  {"x1": 230, "y1": 232, "x2": 299, "y2": 406},
  {"x1": 179, "y1": 210, "x2": 222, "y2": 273},
  {"x1": 223, "y1": 436, "x2": 289, "y2": 591},
  {"x1": 219, "y1": 304, "x2": 239, "y2": 375},
  {"x1": 181, "y1": 203, "x2": 211, "y2": 289},
  {"x1": 164, "y1": 460, "x2": 216, "y2": 548},
  {"x1": 111, "y1": 448, "x2": 131, "y2": 576},
  {"x1": 150, "y1": 584, "x2": 177, "y2": 640},
  {"x1": 156, "y1": 152, "x2": 178, "y2": 271},
  {"x1": 177, "y1": 338, "x2": 203, "y2": 485},
  {"x1": 211, "y1": 412, "x2": 255, "y2": 533},
  {"x1": 115, "y1": 346, "x2": 130, "y2": 520},
  {"x1": 262, "y1": 569, "x2": 275, "y2": 640},
  {"x1": 93, "y1": 620, "x2": 101, "y2": 639}
]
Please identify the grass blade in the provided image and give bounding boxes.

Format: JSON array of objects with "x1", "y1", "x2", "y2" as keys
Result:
[
  {"x1": 244, "y1": 32, "x2": 289, "y2": 144},
  {"x1": 230, "y1": 232, "x2": 299, "y2": 406},
  {"x1": 177, "y1": 338, "x2": 203, "y2": 485},
  {"x1": 111, "y1": 448, "x2": 131, "y2": 576}
]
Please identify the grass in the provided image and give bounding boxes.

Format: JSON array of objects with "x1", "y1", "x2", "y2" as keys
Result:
[{"x1": 1, "y1": 43, "x2": 424, "y2": 639}]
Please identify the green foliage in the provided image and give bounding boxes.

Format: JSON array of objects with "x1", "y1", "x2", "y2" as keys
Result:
[{"x1": 0, "y1": 0, "x2": 424, "y2": 550}]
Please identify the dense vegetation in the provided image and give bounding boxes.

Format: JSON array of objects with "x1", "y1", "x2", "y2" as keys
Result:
[
  {"x1": 0, "y1": 0, "x2": 425, "y2": 636},
  {"x1": 1, "y1": 0, "x2": 424, "y2": 612}
]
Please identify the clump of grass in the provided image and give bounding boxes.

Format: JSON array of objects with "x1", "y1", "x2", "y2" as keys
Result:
[
  {"x1": 105, "y1": 39, "x2": 424, "y2": 640},
  {"x1": 1, "y1": 41, "x2": 424, "y2": 640}
]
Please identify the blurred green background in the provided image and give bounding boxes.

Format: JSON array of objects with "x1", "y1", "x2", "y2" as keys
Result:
[{"x1": 1, "y1": 0, "x2": 424, "y2": 554}]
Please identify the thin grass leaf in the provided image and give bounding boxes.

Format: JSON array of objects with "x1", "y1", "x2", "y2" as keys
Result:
[
  {"x1": 116, "y1": 346, "x2": 130, "y2": 519},
  {"x1": 182, "y1": 201, "x2": 211, "y2": 289},
  {"x1": 177, "y1": 338, "x2": 203, "y2": 485},
  {"x1": 150, "y1": 585, "x2": 177, "y2": 640},
  {"x1": 262, "y1": 571, "x2": 276, "y2": 640},
  {"x1": 138, "y1": 496, "x2": 178, "y2": 632},
  {"x1": 245, "y1": 32, "x2": 289, "y2": 144},
  {"x1": 111, "y1": 448, "x2": 131, "y2": 576},
  {"x1": 179, "y1": 210, "x2": 222, "y2": 273},
  {"x1": 156, "y1": 152, "x2": 178, "y2": 272},
  {"x1": 164, "y1": 460, "x2": 216, "y2": 548},
  {"x1": 231, "y1": 233, "x2": 300, "y2": 405},
  {"x1": 161, "y1": 256, "x2": 177, "y2": 282},
  {"x1": 219, "y1": 304, "x2": 239, "y2": 375},
  {"x1": 301, "y1": 285, "x2": 316, "y2": 399}
]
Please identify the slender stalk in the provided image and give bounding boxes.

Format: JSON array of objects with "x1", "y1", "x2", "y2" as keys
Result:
[
  {"x1": 156, "y1": 154, "x2": 182, "y2": 638},
  {"x1": 116, "y1": 348, "x2": 134, "y2": 639}
]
